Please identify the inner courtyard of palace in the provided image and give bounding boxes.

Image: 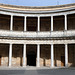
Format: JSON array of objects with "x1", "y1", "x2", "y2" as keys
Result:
[{"x1": 0, "y1": 3, "x2": 75, "y2": 67}]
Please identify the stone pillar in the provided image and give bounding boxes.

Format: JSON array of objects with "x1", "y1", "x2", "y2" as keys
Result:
[
  {"x1": 51, "y1": 16, "x2": 53, "y2": 31},
  {"x1": 23, "y1": 44, "x2": 26, "y2": 67},
  {"x1": 65, "y1": 44, "x2": 68, "y2": 67},
  {"x1": 9, "y1": 43, "x2": 12, "y2": 67},
  {"x1": 65, "y1": 14, "x2": 67, "y2": 30},
  {"x1": 24, "y1": 16, "x2": 27, "y2": 31},
  {"x1": 37, "y1": 44, "x2": 40, "y2": 67},
  {"x1": 38, "y1": 16, "x2": 40, "y2": 31},
  {"x1": 51, "y1": 44, "x2": 54, "y2": 67},
  {"x1": 10, "y1": 15, "x2": 13, "y2": 31}
]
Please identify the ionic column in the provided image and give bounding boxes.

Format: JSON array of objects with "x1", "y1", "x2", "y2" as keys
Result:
[
  {"x1": 51, "y1": 44, "x2": 54, "y2": 67},
  {"x1": 65, "y1": 44, "x2": 68, "y2": 67},
  {"x1": 38, "y1": 16, "x2": 40, "y2": 31},
  {"x1": 23, "y1": 44, "x2": 26, "y2": 67},
  {"x1": 37, "y1": 44, "x2": 40, "y2": 67},
  {"x1": 51, "y1": 16, "x2": 53, "y2": 31},
  {"x1": 10, "y1": 15, "x2": 13, "y2": 31},
  {"x1": 9, "y1": 43, "x2": 12, "y2": 67},
  {"x1": 64, "y1": 14, "x2": 67, "y2": 30},
  {"x1": 24, "y1": 16, "x2": 27, "y2": 31}
]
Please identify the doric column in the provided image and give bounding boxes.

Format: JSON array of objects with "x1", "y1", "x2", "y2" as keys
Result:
[
  {"x1": 37, "y1": 44, "x2": 40, "y2": 67},
  {"x1": 38, "y1": 16, "x2": 40, "y2": 31},
  {"x1": 64, "y1": 14, "x2": 67, "y2": 30},
  {"x1": 51, "y1": 44, "x2": 54, "y2": 67},
  {"x1": 23, "y1": 44, "x2": 26, "y2": 67},
  {"x1": 9, "y1": 43, "x2": 12, "y2": 67},
  {"x1": 10, "y1": 15, "x2": 13, "y2": 31},
  {"x1": 24, "y1": 16, "x2": 27, "y2": 31},
  {"x1": 51, "y1": 16, "x2": 53, "y2": 31},
  {"x1": 65, "y1": 44, "x2": 68, "y2": 67}
]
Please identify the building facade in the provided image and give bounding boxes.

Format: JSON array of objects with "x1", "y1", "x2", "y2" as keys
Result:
[{"x1": 0, "y1": 3, "x2": 75, "y2": 67}]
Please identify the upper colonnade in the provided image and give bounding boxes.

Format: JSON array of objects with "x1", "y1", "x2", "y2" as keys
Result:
[{"x1": 0, "y1": 3, "x2": 75, "y2": 39}]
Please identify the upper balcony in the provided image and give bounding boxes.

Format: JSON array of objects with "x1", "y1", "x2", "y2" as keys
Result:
[{"x1": 0, "y1": 30, "x2": 75, "y2": 39}]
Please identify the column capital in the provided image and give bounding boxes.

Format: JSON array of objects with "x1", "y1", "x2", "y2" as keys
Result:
[
  {"x1": 38, "y1": 16, "x2": 40, "y2": 18},
  {"x1": 64, "y1": 43, "x2": 68, "y2": 45},
  {"x1": 10, "y1": 43, "x2": 12, "y2": 44},
  {"x1": 11, "y1": 15, "x2": 13, "y2": 17},
  {"x1": 24, "y1": 16, "x2": 27, "y2": 18},
  {"x1": 51, "y1": 15, "x2": 53, "y2": 17},
  {"x1": 37, "y1": 44, "x2": 40, "y2": 45},
  {"x1": 64, "y1": 14, "x2": 67, "y2": 16}
]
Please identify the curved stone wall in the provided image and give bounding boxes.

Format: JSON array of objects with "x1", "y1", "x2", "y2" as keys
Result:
[{"x1": 0, "y1": 3, "x2": 75, "y2": 67}]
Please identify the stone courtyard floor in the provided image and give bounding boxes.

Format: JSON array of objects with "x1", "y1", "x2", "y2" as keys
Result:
[{"x1": 0, "y1": 67, "x2": 75, "y2": 75}]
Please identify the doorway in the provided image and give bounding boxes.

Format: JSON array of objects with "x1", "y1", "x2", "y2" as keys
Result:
[
  {"x1": 27, "y1": 51, "x2": 36, "y2": 66},
  {"x1": 61, "y1": 56, "x2": 65, "y2": 66}
]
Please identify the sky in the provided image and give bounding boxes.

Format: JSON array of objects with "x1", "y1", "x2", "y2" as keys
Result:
[{"x1": 0, "y1": 0, "x2": 75, "y2": 6}]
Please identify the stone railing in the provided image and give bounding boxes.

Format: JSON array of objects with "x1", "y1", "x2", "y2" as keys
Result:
[{"x1": 0, "y1": 30, "x2": 75, "y2": 38}]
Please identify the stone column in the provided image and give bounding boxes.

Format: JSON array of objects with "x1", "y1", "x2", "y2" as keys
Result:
[
  {"x1": 51, "y1": 16, "x2": 53, "y2": 31},
  {"x1": 51, "y1": 44, "x2": 54, "y2": 67},
  {"x1": 65, "y1": 14, "x2": 67, "y2": 30},
  {"x1": 9, "y1": 43, "x2": 12, "y2": 67},
  {"x1": 23, "y1": 44, "x2": 26, "y2": 67},
  {"x1": 24, "y1": 16, "x2": 27, "y2": 31},
  {"x1": 10, "y1": 15, "x2": 13, "y2": 31},
  {"x1": 37, "y1": 44, "x2": 40, "y2": 67},
  {"x1": 65, "y1": 44, "x2": 68, "y2": 67},
  {"x1": 38, "y1": 16, "x2": 40, "y2": 31}
]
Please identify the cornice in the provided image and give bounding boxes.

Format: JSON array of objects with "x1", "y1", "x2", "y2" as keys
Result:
[{"x1": 0, "y1": 3, "x2": 75, "y2": 14}]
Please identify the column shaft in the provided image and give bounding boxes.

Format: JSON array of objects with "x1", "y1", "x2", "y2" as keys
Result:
[
  {"x1": 65, "y1": 14, "x2": 67, "y2": 30},
  {"x1": 38, "y1": 16, "x2": 40, "y2": 31},
  {"x1": 37, "y1": 44, "x2": 40, "y2": 67},
  {"x1": 10, "y1": 15, "x2": 13, "y2": 31},
  {"x1": 9, "y1": 43, "x2": 12, "y2": 67},
  {"x1": 51, "y1": 16, "x2": 53, "y2": 31},
  {"x1": 23, "y1": 44, "x2": 26, "y2": 67},
  {"x1": 65, "y1": 44, "x2": 68, "y2": 67},
  {"x1": 51, "y1": 44, "x2": 54, "y2": 67},
  {"x1": 24, "y1": 16, "x2": 27, "y2": 31}
]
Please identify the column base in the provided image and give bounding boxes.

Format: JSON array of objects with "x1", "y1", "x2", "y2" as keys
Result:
[
  {"x1": 22, "y1": 65, "x2": 26, "y2": 67},
  {"x1": 37, "y1": 64, "x2": 40, "y2": 67},
  {"x1": 65, "y1": 65, "x2": 68, "y2": 68}
]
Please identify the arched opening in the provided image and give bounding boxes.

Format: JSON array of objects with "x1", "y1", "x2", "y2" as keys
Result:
[{"x1": 27, "y1": 51, "x2": 36, "y2": 66}]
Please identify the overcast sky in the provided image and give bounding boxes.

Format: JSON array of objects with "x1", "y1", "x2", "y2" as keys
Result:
[{"x1": 0, "y1": 0, "x2": 75, "y2": 6}]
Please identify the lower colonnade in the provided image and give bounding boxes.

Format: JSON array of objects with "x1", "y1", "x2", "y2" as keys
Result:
[{"x1": 0, "y1": 42, "x2": 74, "y2": 68}]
